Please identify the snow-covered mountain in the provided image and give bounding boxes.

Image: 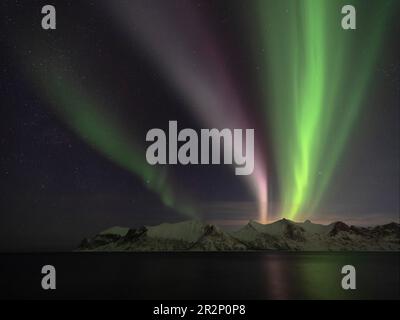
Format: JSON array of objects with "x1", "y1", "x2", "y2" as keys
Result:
[
  {"x1": 78, "y1": 219, "x2": 399, "y2": 251},
  {"x1": 79, "y1": 220, "x2": 246, "y2": 251}
]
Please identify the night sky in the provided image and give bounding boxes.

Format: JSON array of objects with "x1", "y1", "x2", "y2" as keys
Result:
[{"x1": 1, "y1": 0, "x2": 399, "y2": 251}]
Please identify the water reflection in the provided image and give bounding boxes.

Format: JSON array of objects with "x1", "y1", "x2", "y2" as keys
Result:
[
  {"x1": 1, "y1": 252, "x2": 398, "y2": 299},
  {"x1": 263, "y1": 254, "x2": 291, "y2": 299},
  {"x1": 261, "y1": 253, "x2": 398, "y2": 299}
]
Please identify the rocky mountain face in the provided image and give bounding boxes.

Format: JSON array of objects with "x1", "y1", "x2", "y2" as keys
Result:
[{"x1": 78, "y1": 219, "x2": 400, "y2": 251}]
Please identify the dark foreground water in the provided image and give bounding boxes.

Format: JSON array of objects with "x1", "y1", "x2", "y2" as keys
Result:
[{"x1": 0, "y1": 252, "x2": 398, "y2": 299}]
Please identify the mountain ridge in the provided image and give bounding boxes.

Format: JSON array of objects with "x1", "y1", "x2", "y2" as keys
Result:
[{"x1": 78, "y1": 218, "x2": 400, "y2": 251}]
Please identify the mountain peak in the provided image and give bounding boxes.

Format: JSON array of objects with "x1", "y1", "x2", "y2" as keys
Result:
[
  {"x1": 272, "y1": 218, "x2": 296, "y2": 226},
  {"x1": 329, "y1": 221, "x2": 350, "y2": 236},
  {"x1": 99, "y1": 226, "x2": 130, "y2": 237}
]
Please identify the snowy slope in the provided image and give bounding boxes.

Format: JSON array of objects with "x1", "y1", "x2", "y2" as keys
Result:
[{"x1": 146, "y1": 220, "x2": 205, "y2": 243}]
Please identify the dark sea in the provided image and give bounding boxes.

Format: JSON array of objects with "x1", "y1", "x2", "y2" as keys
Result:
[{"x1": 0, "y1": 252, "x2": 398, "y2": 299}]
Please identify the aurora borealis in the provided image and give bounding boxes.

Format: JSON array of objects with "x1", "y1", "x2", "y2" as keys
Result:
[
  {"x1": 29, "y1": 63, "x2": 198, "y2": 217},
  {"x1": 257, "y1": 0, "x2": 396, "y2": 220},
  {"x1": 1, "y1": 0, "x2": 399, "y2": 250},
  {"x1": 108, "y1": 0, "x2": 269, "y2": 222}
]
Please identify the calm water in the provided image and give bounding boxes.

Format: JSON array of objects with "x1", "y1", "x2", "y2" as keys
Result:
[{"x1": 0, "y1": 252, "x2": 398, "y2": 299}]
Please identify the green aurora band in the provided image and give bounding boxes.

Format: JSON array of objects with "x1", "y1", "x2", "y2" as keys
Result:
[
  {"x1": 27, "y1": 59, "x2": 197, "y2": 218},
  {"x1": 256, "y1": 0, "x2": 396, "y2": 220}
]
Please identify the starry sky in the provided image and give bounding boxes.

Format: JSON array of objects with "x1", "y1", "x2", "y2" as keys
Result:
[{"x1": 0, "y1": 0, "x2": 399, "y2": 251}]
